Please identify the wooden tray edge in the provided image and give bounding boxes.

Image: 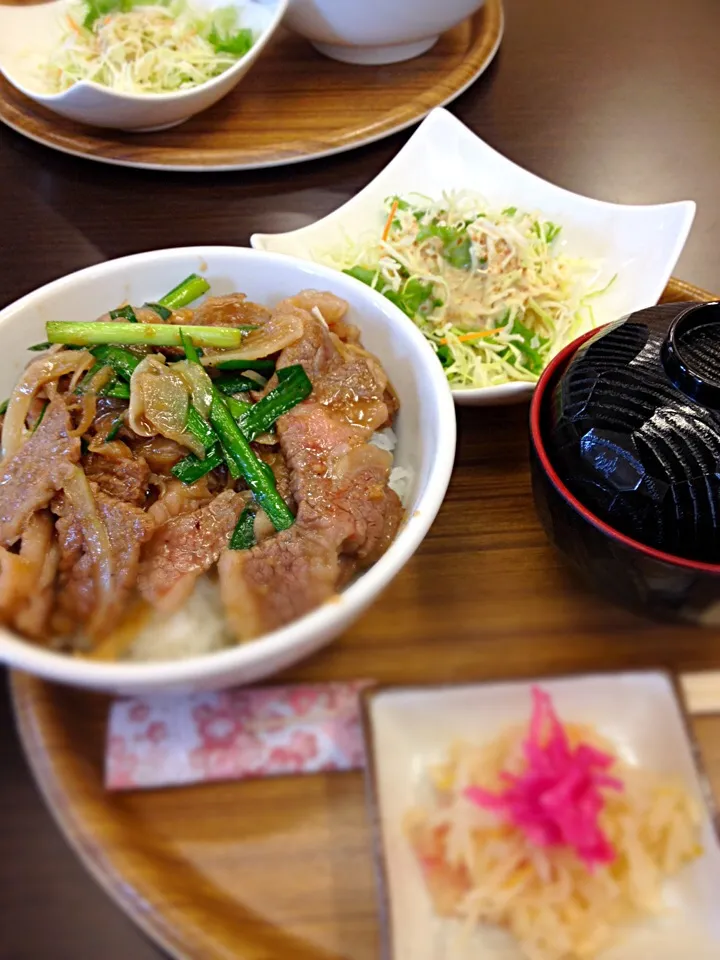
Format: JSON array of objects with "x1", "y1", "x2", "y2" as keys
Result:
[
  {"x1": 10, "y1": 662, "x2": 720, "y2": 960},
  {"x1": 660, "y1": 276, "x2": 717, "y2": 304},
  {"x1": 9, "y1": 676, "x2": 193, "y2": 960},
  {"x1": 8, "y1": 269, "x2": 720, "y2": 960},
  {"x1": 0, "y1": 3, "x2": 504, "y2": 173}
]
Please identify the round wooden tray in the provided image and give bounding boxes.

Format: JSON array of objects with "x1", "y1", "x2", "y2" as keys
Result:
[
  {"x1": 10, "y1": 276, "x2": 720, "y2": 960},
  {"x1": 0, "y1": 1, "x2": 503, "y2": 172}
]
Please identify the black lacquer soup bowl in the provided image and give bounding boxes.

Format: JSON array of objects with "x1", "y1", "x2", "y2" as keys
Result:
[{"x1": 530, "y1": 300, "x2": 720, "y2": 623}]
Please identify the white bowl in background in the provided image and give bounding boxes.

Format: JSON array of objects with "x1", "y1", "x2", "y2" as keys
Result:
[
  {"x1": 363, "y1": 671, "x2": 720, "y2": 960},
  {"x1": 285, "y1": 0, "x2": 487, "y2": 64},
  {"x1": 0, "y1": 247, "x2": 455, "y2": 694},
  {"x1": 0, "y1": 0, "x2": 287, "y2": 132},
  {"x1": 252, "y1": 108, "x2": 696, "y2": 406}
]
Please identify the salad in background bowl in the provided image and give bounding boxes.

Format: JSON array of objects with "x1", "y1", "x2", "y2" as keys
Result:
[
  {"x1": 0, "y1": 0, "x2": 287, "y2": 131},
  {"x1": 252, "y1": 108, "x2": 696, "y2": 406}
]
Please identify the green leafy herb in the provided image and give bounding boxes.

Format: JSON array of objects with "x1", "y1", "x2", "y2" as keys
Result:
[
  {"x1": 343, "y1": 265, "x2": 385, "y2": 290},
  {"x1": 0, "y1": 398, "x2": 8, "y2": 416},
  {"x1": 239, "y1": 364, "x2": 312, "y2": 441},
  {"x1": 159, "y1": 274, "x2": 210, "y2": 311},
  {"x1": 532, "y1": 220, "x2": 562, "y2": 244},
  {"x1": 31, "y1": 402, "x2": 48, "y2": 434},
  {"x1": 171, "y1": 446, "x2": 224, "y2": 485},
  {"x1": 202, "y1": 5, "x2": 254, "y2": 56},
  {"x1": 215, "y1": 358, "x2": 275, "y2": 374},
  {"x1": 47, "y1": 320, "x2": 250, "y2": 349},
  {"x1": 499, "y1": 315, "x2": 549, "y2": 376},
  {"x1": 224, "y1": 395, "x2": 253, "y2": 420},
  {"x1": 179, "y1": 329, "x2": 201, "y2": 365},
  {"x1": 229, "y1": 505, "x2": 256, "y2": 550},
  {"x1": 82, "y1": 0, "x2": 131, "y2": 30},
  {"x1": 109, "y1": 305, "x2": 138, "y2": 323},
  {"x1": 144, "y1": 302, "x2": 172, "y2": 321},
  {"x1": 103, "y1": 380, "x2": 131, "y2": 400},
  {"x1": 443, "y1": 235, "x2": 472, "y2": 270},
  {"x1": 207, "y1": 25, "x2": 253, "y2": 55},
  {"x1": 214, "y1": 373, "x2": 257, "y2": 395},
  {"x1": 28, "y1": 341, "x2": 51, "y2": 352},
  {"x1": 417, "y1": 220, "x2": 473, "y2": 271},
  {"x1": 401, "y1": 278, "x2": 435, "y2": 316},
  {"x1": 90, "y1": 344, "x2": 140, "y2": 380},
  {"x1": 344, "y1": 266, "x2": 437, "y2": 320},
  {"x1": 75, "y1": 362, "x2": 107, "y2": 394},
  {"x1": 544, "y1": 222, "x2": 562, "y2": 243},
  {"x1": 436, "y1": 345, "x2": 453, "y2": 369},
  {"x1": 106, "y1": 415, "x2": 124, "y2": 442},
  {"x1": 502, "y1": 206, "x2": 517, "y2": 217},
  {"x1": 186, "y1": 406, "x2": 217, "y2": 454},
  {"x1": 210, "y1": 396, "x2": 293, "y2": 531}
]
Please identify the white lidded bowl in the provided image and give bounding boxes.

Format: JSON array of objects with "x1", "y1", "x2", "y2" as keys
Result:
[
  {"x1": 252, "y1": 108, "x2": 696, "y2": 406},
  {"x1": 0, "y1": 0, "x2": 287, "y2": 132},
  {"x1": 0, "y1": 246, "x2": 456, "y2": 694},
  {"x1": 284, "y1": 0, "x2": 486, "y2": 64}
]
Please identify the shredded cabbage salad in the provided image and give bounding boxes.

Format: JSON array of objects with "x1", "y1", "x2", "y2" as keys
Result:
[
  {"x1": 42, "y1": 0, "x2": 255, "y2": 94},
  {"x1": 321, "y1": 192, "x2": 614, "y2": 390}
]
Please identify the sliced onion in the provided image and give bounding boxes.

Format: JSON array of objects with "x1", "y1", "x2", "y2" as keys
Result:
[
  {"x1": 129, "y1": 355, "x2": 203, "y2": 457},
  {"x1": 68, "y1": 353, "x2": 98, "y2": 394},
  {"x1": 279, "y1": 290, "x2": 349, "y2": 324},
  {"x1": 70, "y1": 394, "x2": 98, "y2": 438},
  {"x1": 252, "y1": 431, "x2": 277, "y2": 445},
  {"x1": 2, "y1": 350, "x2": 94, "y2": 459},
  {"x1": 63, "y1": 465, "x2": 113, "y2": 618},
  {"x1": 241, "y1": 370, "x2": 267, "y2": 387},
  {"x1": 173, "y1": 359, "x2": 214, "y2": 418},
  {"x1": 87, "y1": 438, "x2": 133, "y2": 459},
  {"x1": 200, "y1": 314, "x2": 303, "y2": 366}
]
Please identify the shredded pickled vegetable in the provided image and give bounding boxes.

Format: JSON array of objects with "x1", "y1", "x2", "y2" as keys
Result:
[
  {"x1": 321, "y1": 192, "x2": 615, "y2": 390},
  {"x1": 465, "y1": 689, "x2": 623, "y2": 869},
  {"x1": 42, "y1": 0, "x2": 255, "y2": 95},
  {"x1": 404, "y1": 688, "x2": 703, "y2": 960}
]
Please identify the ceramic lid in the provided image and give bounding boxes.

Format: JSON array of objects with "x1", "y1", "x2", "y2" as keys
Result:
[{"x1": 547, "y1": 301, "x2": 720, "y2": 563}]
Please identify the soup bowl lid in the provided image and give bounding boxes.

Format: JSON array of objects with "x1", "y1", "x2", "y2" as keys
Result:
[{"x1": 544, "y1": 300, "x2": 720, "y2": 564}]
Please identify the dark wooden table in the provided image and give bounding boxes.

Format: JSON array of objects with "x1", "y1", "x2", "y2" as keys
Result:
[{"x1": 1, "y1": 0, "x2": 719, "y2": 956}]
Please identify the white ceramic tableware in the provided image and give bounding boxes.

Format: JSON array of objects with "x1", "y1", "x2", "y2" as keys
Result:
[
  {"x1": 0, "y1": 0, "x2": 287, "y2": 132},
  {"x1": 0, "y1": 246, "x2": 455, "y2": 694},
  {"x1": 363, "y1": 671, "x2": 720, "y2": 960},
  {"x1": 284, "y1": 0, "x2": 487, "y2": 64},
  {"x1": 252, "y1": 108, "x2": 696, "y2": 406}
]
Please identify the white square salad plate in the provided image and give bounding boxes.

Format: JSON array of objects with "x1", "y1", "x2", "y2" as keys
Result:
[
  {"x1": 362, "y1": 671, "x2": 720, "y2": 960},
  {"x1": 252, "y1": 109, "x2": 696, "y2": 407}
]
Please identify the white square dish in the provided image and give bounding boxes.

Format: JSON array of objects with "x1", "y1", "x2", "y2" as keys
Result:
[
  {"x1": 252, "y1": 109, "x2": 696, "y2": 406},
  {"x1": 362, "y1": 671, "x2": 720, "y2": 960}
]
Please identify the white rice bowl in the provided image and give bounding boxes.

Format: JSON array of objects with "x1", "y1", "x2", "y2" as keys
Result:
[{"x1": 0, "y1": 247, "x2": 455, "y2": 694}]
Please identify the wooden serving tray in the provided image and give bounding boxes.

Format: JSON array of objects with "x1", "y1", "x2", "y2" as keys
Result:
[
  {"x1": 0, "y1": 1, "x2": 503, "y2": 171},
  {"x1": 11, "y1": 275, "x2": 720, "y2": 960}
]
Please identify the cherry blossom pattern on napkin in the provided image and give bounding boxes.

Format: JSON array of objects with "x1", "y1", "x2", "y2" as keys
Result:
[{"x1": 105, "y1": 680, "x2": 372, "y2": 791}]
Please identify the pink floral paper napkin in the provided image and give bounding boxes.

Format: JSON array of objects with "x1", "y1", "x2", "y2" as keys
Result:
[{"x1": 106, "y1": 680, "x2": 371, "y2": 791}]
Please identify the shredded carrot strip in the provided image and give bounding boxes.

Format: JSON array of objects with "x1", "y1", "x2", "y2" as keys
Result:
[
  {"x1": 440, "y1": 328, "x2": 502, "y2": 345},
  {"x1": 382, "y1": 200, "x2": 399, "y2": 243},
  {"x1": 66, "y1": 15, "x2": 82, "y2": 33}
]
